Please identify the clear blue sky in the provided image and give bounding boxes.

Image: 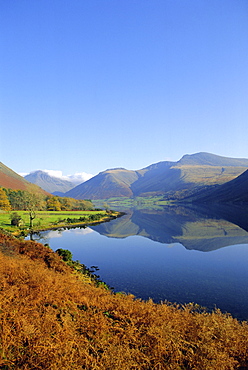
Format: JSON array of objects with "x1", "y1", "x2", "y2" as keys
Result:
[{"x1": 1, "y1": 0, "x2": 248, "y2": 177}]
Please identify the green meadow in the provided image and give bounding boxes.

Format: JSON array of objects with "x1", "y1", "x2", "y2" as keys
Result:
[
  {"x1": 93, "y1": 196, "x2": 170, "y2": 209},
  {"x1": 0, "y1": 210, "x2": 117, "y2": 236}
]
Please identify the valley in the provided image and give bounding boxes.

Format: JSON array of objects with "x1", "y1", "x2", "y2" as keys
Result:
[{"x1": 1, "y1": 152, "x2": 248, "y2": 369}]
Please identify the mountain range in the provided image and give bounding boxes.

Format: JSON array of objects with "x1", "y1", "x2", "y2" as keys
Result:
[
  {"x1": 64, "y1": 152, "x2": 248, "y2": 201},
  {"x1": 1, "y1": 152, "x2": 248, "y2": 204}
]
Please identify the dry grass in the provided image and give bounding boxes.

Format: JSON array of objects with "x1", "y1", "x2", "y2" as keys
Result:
[{"x1": 0, "y1": 233, "x2": 248, "y2": 369}]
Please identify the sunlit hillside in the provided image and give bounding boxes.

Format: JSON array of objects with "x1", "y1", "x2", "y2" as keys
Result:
[{"x1": 0, "y1": 162, "x2": 48, "y2": 195}]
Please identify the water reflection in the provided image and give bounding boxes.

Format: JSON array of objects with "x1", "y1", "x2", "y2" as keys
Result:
[
  {"x1": 29, "y1": 205, "x2": 248, "y2": 320},
  {"x1": 91, "y1": 204, "x2": 248, "y2": 251}
]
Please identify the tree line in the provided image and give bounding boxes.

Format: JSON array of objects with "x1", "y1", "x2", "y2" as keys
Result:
[{"x1": 0, "y1": 187, "x2": 93, "y2": 212}]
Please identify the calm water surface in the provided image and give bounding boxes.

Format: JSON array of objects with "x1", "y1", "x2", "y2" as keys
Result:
[{"x1": 31, "y1": 205, "x2": 248, "y2": 321}]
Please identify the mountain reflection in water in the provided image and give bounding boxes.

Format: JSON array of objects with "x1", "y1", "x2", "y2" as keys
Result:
[
  {"x1": 91, "y1": 204, "x2": 248, "y2": 252},
  {"x1": 30, "y1": 204, "x2": 248, "y2": 321}
]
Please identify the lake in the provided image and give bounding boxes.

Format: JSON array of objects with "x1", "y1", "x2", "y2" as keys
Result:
[{"x1": 30, "y1": 204, "x2": 248, "y2": 321}]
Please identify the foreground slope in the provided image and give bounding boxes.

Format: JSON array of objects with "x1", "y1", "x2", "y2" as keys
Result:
[
  {"x1": 1, "y1": 232, "x2": 248, "y2": 369},
  {"x1": 0, "y1": 162, "x2": 48, "y2": 195},
  {"x1": 65, "y1": 152, "x2": 248, "y2": 200}
]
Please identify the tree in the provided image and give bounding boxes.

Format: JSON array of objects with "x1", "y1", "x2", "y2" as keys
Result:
[
  {"x1": 29, "y1": 210, "x2": 36, "y2": 228},
  {"x1": 0, "y1": 188, "x2": 11, "y2": 211},
  {"x1": 46, "y1": 196, "x2": 61, "y2": 211},
  {"x1": 7, "y1": 190, "x2": 23, "y2": 210},
  {"x1": 59, "y1": 197, "x2": 73, "y2": 211},
  {"x1": 103, "y1": 202, "x2": 110, "y2": 212},
  {"x1": 6, "y1": 189, "x2": 46, "y2": 211},
  {"x1": 77, "y1": 199, "x2": 93, "y2": 210}
]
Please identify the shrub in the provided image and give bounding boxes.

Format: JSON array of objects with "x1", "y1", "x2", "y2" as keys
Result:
[
  {"x1": 55, "y1": 248, "x2": 73, "y2": 262},
  {"x1": 10, "y1": 212, "x2": 23, "y2": 226}
]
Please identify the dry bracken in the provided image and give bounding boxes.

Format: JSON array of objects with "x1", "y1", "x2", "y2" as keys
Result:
[{"x1": 0, "y1": 233, "x2": 248, "y2": 369}]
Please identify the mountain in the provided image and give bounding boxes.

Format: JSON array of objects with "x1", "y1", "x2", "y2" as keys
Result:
[
  {"x1": 65, "y1": 168, "x2": 139, "y2": 199},
  {"x1": 65, "y1": 152, "x2": 248, "y2": 200},
  {"x1": 190, "y1": 169, "x2": 248, "y2": 204},
  {"x1": 0, "y1": 162, "x2": 48, "y2": 195},
  {"x1": 177, "y1": 152, "x2": 248, "y2": 167},
  {"x1": 24, "y1": 171, "x2": 75, "y2": 194}
]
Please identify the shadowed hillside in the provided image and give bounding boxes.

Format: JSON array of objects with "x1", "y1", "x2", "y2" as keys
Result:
[{"x1": 189, "y1": 169, "x2": 248, "y2": 204}]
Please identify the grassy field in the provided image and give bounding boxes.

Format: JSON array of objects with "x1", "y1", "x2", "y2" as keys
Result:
[
  {"x1": 93, "y1": 196, "x2": 170, "y2": 210},
  {"x1": 0, "y1": 210, "x2": 118, "y2": 236}
]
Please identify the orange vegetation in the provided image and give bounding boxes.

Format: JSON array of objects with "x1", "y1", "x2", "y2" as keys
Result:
[
  {"x1": 0, "y1": 172, "x2": 48, "y2": 195},
  {"x1": 0, "y1": 162, "x2": 49, "y2": 196},
  {"x1": 0, "y1": 233, "x2": 248, "y2": 369}
]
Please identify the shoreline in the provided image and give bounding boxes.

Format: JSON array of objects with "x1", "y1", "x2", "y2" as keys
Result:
[{"x1": 21, "y1": 211, "x2": 125, "y2": 238}]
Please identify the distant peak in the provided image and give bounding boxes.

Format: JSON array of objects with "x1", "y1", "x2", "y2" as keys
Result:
[
  {"x1": 99, "y1": 168, "x2": 127, "y2": 174},
  {"x1": 106, "y1": 167, "x2": 127, "y2": 171},
  {"x1": 30, "y1": 170, "x2": 46, "y2": 174},
  {"x1": 178, "y1": 152, "x2": 248, "y2": 167},
  {"x1": 180, "y1": 152, "x2": 213, "y2": 159}
]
